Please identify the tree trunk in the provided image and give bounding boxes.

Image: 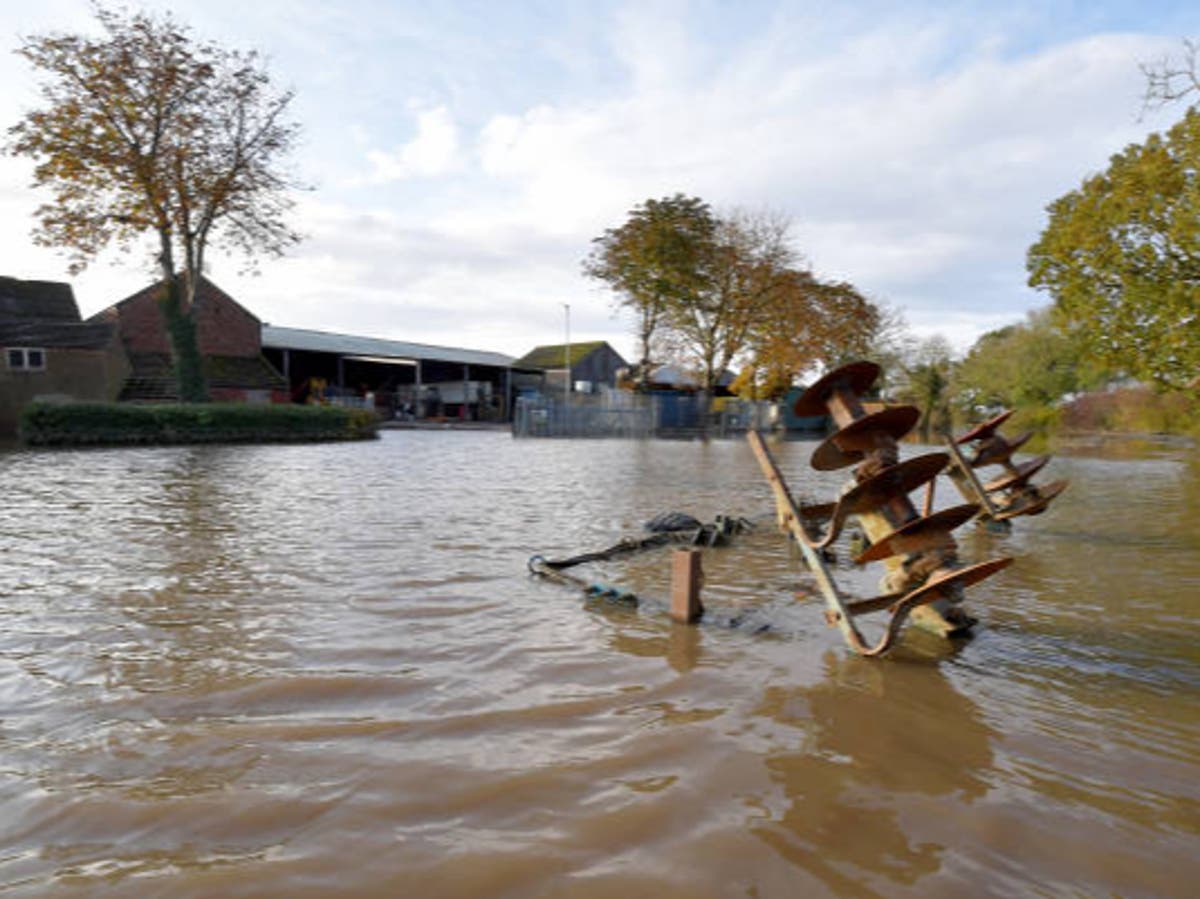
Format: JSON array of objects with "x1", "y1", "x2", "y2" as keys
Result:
[{"x1": 155, "y1": 247, "x2": 210, "y2": 402}]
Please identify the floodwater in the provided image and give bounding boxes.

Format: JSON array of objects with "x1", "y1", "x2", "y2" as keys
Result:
[{"x1": 0, "y1": 430, "x2": 1197, "y2": 898}]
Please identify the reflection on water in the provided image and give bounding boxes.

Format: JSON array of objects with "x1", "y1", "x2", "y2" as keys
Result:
[
  {"x1": 0, "y1": 432, "x2": 1198, "y2": 897},
  {"x1": 751, "y1": 654, "x2": 991, "y2": 897}
]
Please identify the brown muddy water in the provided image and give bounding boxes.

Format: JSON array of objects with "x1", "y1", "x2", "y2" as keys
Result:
[{"x1": 1, "y1": 431, "x2": 1197, "y2": 898}]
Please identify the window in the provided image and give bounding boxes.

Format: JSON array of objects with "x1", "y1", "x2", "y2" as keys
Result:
[{"x1": 5, "y1": 347, "x2": 46, "y2": 371}]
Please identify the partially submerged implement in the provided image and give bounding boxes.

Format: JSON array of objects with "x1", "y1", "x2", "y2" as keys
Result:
[
  {"x1": 748, "y1": 361, "x2": 1013, "y2": 657},
  {"x1": 943, "y1": 409, "x2": 1069, "y2": 526},
  {"x1": 528, "y1": 514, "x2": 753, "y2": 605},
  {"x1": 529, "y1": 362, "x2": 1059, "y2": 658}
]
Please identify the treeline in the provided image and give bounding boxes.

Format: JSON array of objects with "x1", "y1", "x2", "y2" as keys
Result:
[
  {"x1": 882, "y1": 312, "x2": 1200, "y2": 441},
  {"x1": 588, "y1": 55, "x2": 1199, "y2": 441}
]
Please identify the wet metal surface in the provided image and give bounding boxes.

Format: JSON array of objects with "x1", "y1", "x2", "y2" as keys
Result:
[{"x1": 1, "y1": 432, "x2": 1198, "y2": 897}]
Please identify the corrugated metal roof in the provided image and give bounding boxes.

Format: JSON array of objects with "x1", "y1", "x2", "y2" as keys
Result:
[{"x1": 261, "y1": 325, "x2": 516, "y2": 369}]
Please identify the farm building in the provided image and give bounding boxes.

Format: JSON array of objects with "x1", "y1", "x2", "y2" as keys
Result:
[
  {"x1": 89, "y1": 277, "x2": 287, "y2": 403},
  {"x1": 261, "y1": 326, "x2": 535, "y2": 421},
  {"x1": 512, "y1": 341, "x2": 628, "y2": 394},
  {"x1": 0, "y1": 276, "x2": 129, "y2": 435}
]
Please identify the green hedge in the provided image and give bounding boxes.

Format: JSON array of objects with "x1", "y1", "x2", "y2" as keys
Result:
[{"x1": 19, "y1": 401, "x2": 379, "y2": 447}]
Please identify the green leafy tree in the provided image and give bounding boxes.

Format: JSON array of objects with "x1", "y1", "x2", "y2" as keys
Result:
[
  {"x1": 953, "y1": 309, "x2": 1103, "y2": 415},
  {"x1": 1026, "y1": 109, "x2": 1200, "y2": 390},
  {"x1": 894, "y1": 335, "x2": 955, "y2": 441},
  {"x1": 8, "y1": 5, "x2": 302, "y2": 401},
  {"x1": 583, "y1": 194, "x2": 716, "y2": 386}
]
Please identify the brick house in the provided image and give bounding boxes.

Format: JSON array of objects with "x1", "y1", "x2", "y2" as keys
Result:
[
  {"x1": 89, "y1": 276, "x2": 286, "y2": 402},
  {"x1": 0, "y1": 276, "x2": 129, "y2": 436}
]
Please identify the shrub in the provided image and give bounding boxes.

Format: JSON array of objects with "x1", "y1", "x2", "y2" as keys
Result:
[
  {"x1": 1060, "y1": 387, "x2": 1200, "y2": 436},
  {"x1": 19, "y1": 401, "x2": 379, "y2": 447}
]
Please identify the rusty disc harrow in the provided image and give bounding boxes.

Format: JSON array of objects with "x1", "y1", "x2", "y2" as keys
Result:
[
  {"x1": 749, "y1": 360, "x2": 1012, "y2": 658},
  {"x1": 945, "y1": 409, "x2": 1068, "y2": 524}
]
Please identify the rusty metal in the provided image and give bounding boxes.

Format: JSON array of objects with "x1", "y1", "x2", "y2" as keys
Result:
[
  {"x1": 946, "y1": 409, "x2": 1069, "y2": 525},
  {"x1": 969, "y1": 430, "x2": 1032, "y2": 467},
  {"x1": 853, "y1": 503, "x2": 980, "y2": 563},
  {"x1": 983, "y1": 454, "x2": 1049, "y2": 492},
  {"x1": 747, "y1": 360, "x2": 1013, "y2": 657},
  {"x1": 800, "y1": 453, "x2": 952, "y2": 549}
]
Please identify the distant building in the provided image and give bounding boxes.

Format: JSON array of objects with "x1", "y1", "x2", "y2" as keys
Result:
[
  {"x1": 89, "y1": 277, "x2": 286, "y2": 403},
  {"x1": 0, "y1": 276, "x2": 129, "y2": 435},
  {"x1": 261, "y1": 325, "x2": 523, "y2": 420},
  {"x1": 616, "y1": 362, "x2": 737, "y2": 395},
  {"x1": 513, "y1": 341, "x2": 628, "y2": 394}
]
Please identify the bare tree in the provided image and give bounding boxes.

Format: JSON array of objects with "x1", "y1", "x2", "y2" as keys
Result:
[{"x1": 1141, "y1": 38, "x2": 1200, "y2": 114}]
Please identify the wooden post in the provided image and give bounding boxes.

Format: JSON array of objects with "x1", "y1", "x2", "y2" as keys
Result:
[{"x1": 670, "y1": 549, "x2": 704, "y2": 624}]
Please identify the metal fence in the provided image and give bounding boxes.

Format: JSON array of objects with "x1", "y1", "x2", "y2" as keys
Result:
[{"x1": 512, "y1": 392, "x2": 778, "y2": 439}]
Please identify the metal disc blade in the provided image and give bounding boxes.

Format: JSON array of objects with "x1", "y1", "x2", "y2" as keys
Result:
[
  {"x1": 808, "y1": 452, "x2": 950, "y2": 548},
  {"x1": 845, "y1": 591, "x2": 905, "y2": 617},
  {"x1": 793, "y1": 361, "x2": 880, "y2": 417},
  {"x1": 810, "y1": 405, "x2": 921, "y2": 471},
  {"x1": 985, "y1": 454, "x2": 1050, "y2": 492},
  {"x1": 897, "y1": 556, "x2": 1013, "y2": 607},
  {"x1": 969, "y1": 430, "x2": 1032, "y2": 467},
  {"x1": 994, "y1": 478, "x2": 1069, "y2": 519},
  {"x1": 799, "y1": 500, "x2": 835, "y2": 521},
  {"x1": 955, "y1": 409, "x2": 1014, "y2": 444},
  {"x1": 1034, "y1": 477, "x2": 1069, "y2": 503},
  {"x1": 854, "y1": 502, "x2": 981, "y2": 563},
  {"x1": 840, "y1": 452, "x2": 950, "y2": 516}
]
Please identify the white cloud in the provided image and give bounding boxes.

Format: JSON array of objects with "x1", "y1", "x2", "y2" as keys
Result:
[
  {"x1": 362, "y1": 104, "x2": 463, "y2": 182},
  {"x1": 1, "y1": 1, "x2": 1194, "y2": 361},
  {"x1": 458, "y1": 22, "x2": 1177, "y2": 350}
]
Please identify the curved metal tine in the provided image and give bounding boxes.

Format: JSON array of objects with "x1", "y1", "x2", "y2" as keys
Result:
[
  {"x1": 955, "y1": 409, "x2": 1014, "y2": 445},
  {"x1": 799, "y1": 500, "x2": 835, "y2": 522},
  {"x1": 810, "y1": 405, "x2": 920, "y2": 471},
  {"x1": 800, "y1": 452, "x2": 950, "y2": 550},
  {"x1": 984, "y1": 454, "x2": 1050, "y2": 492},
  {"x1": 968, "y1": 430, "x2": 1032, "y2": 467},
  {"x1": 853, "y1": 556, "x2": 1013, "y2": 657},
  {"x1": 853, "y1": 502, "x2": 981, "y2": 564},
  {"x1": 1027, "y1": 478, "x2": 1069, "y2": 515}
]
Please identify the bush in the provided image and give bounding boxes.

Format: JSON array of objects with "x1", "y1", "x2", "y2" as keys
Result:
[
  {"x1": 19, "y1": 401, "x2": 379, "y2": 447},
  {"x1": 1060, "y1": 387, "x2": 1200, "y2": 436}
]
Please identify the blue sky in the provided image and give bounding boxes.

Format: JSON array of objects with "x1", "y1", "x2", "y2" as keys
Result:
[{"x1": 2, "y1": 1, "x2": 1198, "y2": 361}]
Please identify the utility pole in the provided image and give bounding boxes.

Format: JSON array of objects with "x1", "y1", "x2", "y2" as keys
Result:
[{"x1": 562, "y1": 303, "x2": 571, "y2": 405}]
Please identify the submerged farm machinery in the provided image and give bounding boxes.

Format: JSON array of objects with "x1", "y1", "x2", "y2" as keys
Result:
[
  {"x1": 748, "y1": 360, "x2": 1040, "y2": 657},
  {"x1": 942, "y1": 409, "x2": 1070, "y2": 526},
  {"x1": 529, "y1": 359, "x2": 1067, "y2": 659}
]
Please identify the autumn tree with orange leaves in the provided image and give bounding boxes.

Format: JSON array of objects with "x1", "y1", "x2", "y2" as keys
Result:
[
  {"x1": 7, "y1": 5, "x2": 302, "y2": 400},
  {"x1": 746, "y1": 270, "x2": 882, "y2": 399},
  {"x1": 587, "y1": 197, "x2": 884, "y2": 399}
]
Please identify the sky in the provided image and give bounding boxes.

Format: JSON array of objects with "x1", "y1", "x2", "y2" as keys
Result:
[{"x1": 1, "y1": 0, "x2": 1198, "y2": 363}]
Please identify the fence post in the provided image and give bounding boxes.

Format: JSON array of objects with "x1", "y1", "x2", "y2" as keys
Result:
[{"x1": 670, "y1": 549, "x2": 704, "y2": 624}]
